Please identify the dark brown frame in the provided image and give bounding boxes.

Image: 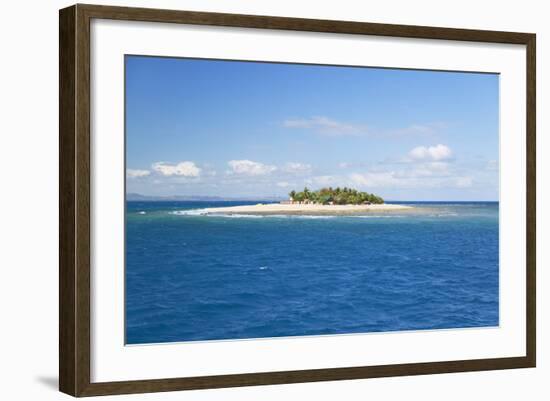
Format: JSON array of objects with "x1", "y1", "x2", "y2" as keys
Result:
[{"x1": 59, "y1": 3, "x2": 536, "y2": 397}]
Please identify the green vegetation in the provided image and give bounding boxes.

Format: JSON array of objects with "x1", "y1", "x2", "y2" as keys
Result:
[{"x1": 288, "y1": 187, "x2": 384, "y2": 205}]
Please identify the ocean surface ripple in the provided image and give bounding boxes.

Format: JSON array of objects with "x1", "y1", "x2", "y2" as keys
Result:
[{"x1": 126, "y1": 201, "x2": 499, "y2": 344}]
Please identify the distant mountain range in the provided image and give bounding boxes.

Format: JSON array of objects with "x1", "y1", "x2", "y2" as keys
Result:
[{"x1": 126, "y1": 193, "x2": 285, "y2": 202}]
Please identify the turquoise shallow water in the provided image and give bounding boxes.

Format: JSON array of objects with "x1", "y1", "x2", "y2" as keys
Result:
[{"x1": 125, "y1": 201, "x2": 499, "y2": 344}]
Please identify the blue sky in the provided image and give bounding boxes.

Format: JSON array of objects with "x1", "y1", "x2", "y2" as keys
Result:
[{"x1": 126, "y1": 56, "x2": 499, "y2": 201}]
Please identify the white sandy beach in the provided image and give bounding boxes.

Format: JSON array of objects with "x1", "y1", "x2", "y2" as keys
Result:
[{"x1": 195, "y1": 203, "x2": 413, "y2": 216}]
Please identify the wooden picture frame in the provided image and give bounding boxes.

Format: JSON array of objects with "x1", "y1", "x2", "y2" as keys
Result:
[{"x1": 59, "y1": 3, "x2": 536, "y2": 397}]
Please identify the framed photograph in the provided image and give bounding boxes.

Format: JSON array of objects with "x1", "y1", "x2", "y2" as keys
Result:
[{"x1": 59, "y1": 4, "x2": 536, "y2": 397}]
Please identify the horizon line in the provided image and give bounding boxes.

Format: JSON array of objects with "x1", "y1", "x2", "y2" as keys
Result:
[{"x1": 126, "y1": 194, "x2": 499, "y2": 202}]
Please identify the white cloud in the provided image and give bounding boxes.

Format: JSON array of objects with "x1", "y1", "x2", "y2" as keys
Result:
[
  {"x1": 455, "y1": 177, "x2": 473, "y2": 188},
  {"x1": 486, "y1": 159, "x2": 498, "y2": 171},
  {"x1": 152, "y1": 161, "x2": 201, "y2": 177},
  {"x1": 396, "y1": 161, "x2": 450, "y2": 178},
  {"x1": 349, "y1": 159, "x2": 451, "y2": 189},
  {"x1": 282, "y1": 162, "x2": 312, "y2": 174},
  {"x1": 349, "y1": 167, "x2": 472, "y2": 190},
  {"x1": 126, "y1": 169, "x2": 150, "y2": 178},
  {"x1": 426, "y1": 161, "x2": 450, "y2": 172},
  {"x1": 284, "y1": 116, "x2": 445, "y2": 139},
  {"x1": 339, "y1": 162, "x2": 371, "y2": 169},
  {"x1": 385, "y1": 123, "x2": 444, "y2": 138},
  {"x1": 312, "y1": 175, "x2": 339, "y2": 186},
  {"x1": 276, "y1": 181, "x2": 291, "y2": 188},
  {"x1": 283, "y1": 116, "x2": 364, "y2": 136},
  {"x1": 409, "y1": 144, "x2": 453, "y2": 161},
  {"x1": 349, "y1": 172, "x2": 398, "y2": 188},
  {"x1": 227, "y1": 160, "x2": 277, "y2": 176}
]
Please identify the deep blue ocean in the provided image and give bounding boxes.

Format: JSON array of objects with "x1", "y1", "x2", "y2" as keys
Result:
[{"x1": 125, "y1": 201, "x2": 499, "y2": 344}]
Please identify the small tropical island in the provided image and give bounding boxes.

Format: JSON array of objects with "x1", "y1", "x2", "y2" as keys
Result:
[
  {"x1": 286, "y1": 187, "x2": 384, "y2": 205},
  {"x1": 194, "y1": 187, "x2": 412, "y2": 215}
]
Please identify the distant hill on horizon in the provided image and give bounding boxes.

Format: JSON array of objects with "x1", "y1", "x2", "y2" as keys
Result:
[{"x1": 126, "y1": 193, "x2": 286, "y2": 202}]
